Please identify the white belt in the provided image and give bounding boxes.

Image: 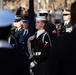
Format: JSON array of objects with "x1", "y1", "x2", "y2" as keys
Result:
[{"x1": 33, "y1": 52, "x2": 41, "y2": 56}]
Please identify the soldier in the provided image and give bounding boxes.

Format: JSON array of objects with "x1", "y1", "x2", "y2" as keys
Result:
[
  {"x1": 30, "y1": 16, "x2": 52, "y2": 75},
  {"x1": 0, "y1": 9, "x2": 27, "y2": 75},
  {"x1": 19, "y1": 15, "x2": 29, "y2": 56},
  {"x1": 13, "y1": 16, "x2": 23, "y2": 34},
  {"x1": 17, "y1": 15, "x2": 30, "y2": 75},
  {"x1": 10, "y1": 16, "x2": 23, "y2": 49},
  {"x1": 13, "y1": 16, "x2": 23, "y2": 46},
  {"x1": 39, "y1": 10, "x2": 57, "y2": 43},
  {"x1": 60, "y1": 8, "x2": 73, "y2": 36},
  {"x1": 50, "y1": 1, "x2": 76, "y2": 75}
]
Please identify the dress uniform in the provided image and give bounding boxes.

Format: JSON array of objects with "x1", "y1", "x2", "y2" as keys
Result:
[
  {"x1": 0, "y1": 9, "x2": 28, "y2": 75},
  {"x1": 13, "y1": 16, "x2": 24, "y2": 50},
  {"x1": 14, "y1": 16, "x2": 23, "y2": 37},
  {"x1": 18, "y1": 15, "x2": 29, "y2": 56},
  {"x1": 50, "y1": 2, "x2": 76, "y2": 75},
  {"x1": 18, "y1": 28, "x2": 29, "y2": 55},
  {"x1": 50, "y1": 25, "x2": 76, "y2": 75},
  {"x1": 60, "y1": 9, "x2": 73, "y2": 36},
  {"x1": 16, "y1": 16, "x2": 30, "y2": 75},
  {"x1": 30, "y1": 16, "x2": 52, "y2": 75},
  {"x1": 60, "y1": 21, "x2": 72, "y2": 35},
  {"x1": 39, "y1": 10, "x2": 57, "y2": 43},
  {"x1": 44, "y1": 22, "x2": 57, "y2": 43}
]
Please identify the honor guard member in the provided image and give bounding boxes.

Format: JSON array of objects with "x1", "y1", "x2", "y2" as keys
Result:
[
  {"x1": 30, "y1": 16, "x2": 52, "y2": 75},
  {"x1": 60, "y1": 8, "x2": 72, "y2": 36},
  {"x1": 14, "y1": 16, "x2": 23, "y2": 33},
  {"x1": 12, "y1": 16, "x2": 23, "y2": 40},
  {"x1": 39, "y1": 10, "x2": 57, "y2": 43},
  {"x1": 10, "y1": 16, "x2": 23, "y2": 49},
  {"x1": 0, "y1": 9, "x2": 27, "y2": 75},
  {"x1": 13, "y1": 16, "x2": 24, "y2": 49},
  {"x1": 50, "y1": 1, "x2": 76, "y2": 75},
  {"x1": 19, "y1": 15, "x2": 29, "y2": 56},
  {"x1": 18, "y1": 15, "x2": 30, "y2": 75}
]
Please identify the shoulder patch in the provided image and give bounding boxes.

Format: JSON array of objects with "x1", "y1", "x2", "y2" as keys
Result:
[
  {"x1": 52, "y1": 30, "x2": 57, "y2": 34},
  {"x1": 43, "y1": 41, "x2": 48, "y2": 48}
]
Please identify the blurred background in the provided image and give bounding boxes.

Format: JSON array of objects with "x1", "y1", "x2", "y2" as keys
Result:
[{"x1": 0, "y1": 0, "x2": 75, "y2": 14}]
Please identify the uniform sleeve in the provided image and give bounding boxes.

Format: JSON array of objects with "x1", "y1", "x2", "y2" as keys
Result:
[
  {"x1": 50, "y1": 24, "x2": 57, "y2": 41},
  {"x1": 33, "y1": 34, "x2": 52, "y2": 64}
]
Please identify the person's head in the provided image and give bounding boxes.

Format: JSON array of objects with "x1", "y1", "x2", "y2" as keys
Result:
[
  {"x1": 21, "y1": 4, "x2": 26, "y2": 11},
  {"x1": 49, "y1": 6, "x2": 52, "y2": 10},
  {"x1": 14, "y1": 16, "x2": 23, "y2": 28},
  {"x1": 71, "y1": 1, "x2": 76, "y2": 25},
  {"x1": 22, "y1": 21, "x2": 28, "y2": 29},
  {"x1": 22, "y1": 15, "x2": 29, "y2": 29},
  {"x1": 16, "y1": 20, "x2": 23, "y2": 28},
  {"x1": 0, "y1": 9, "x2": 15, "y2": 40},
  {"x1": 21, "y1": 7, "x2": 25, "y2": 11},
  {"x1": 63, "y1": 9, "x2": 71, "y2": 22},
  {"x1": 35, "y1": 16, "x2": 46, "y2": 30}
]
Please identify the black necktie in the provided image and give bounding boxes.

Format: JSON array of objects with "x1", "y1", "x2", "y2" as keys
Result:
[{"x1": 23, "y1": 30, "x2": 27, "y2": 36}]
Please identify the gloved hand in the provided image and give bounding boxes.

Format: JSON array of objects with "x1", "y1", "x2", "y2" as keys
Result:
[{"x1": 30, "y1": 62, "x2": 35, "y2": 68}]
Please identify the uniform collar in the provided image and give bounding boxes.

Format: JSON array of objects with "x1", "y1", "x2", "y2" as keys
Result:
[
  {"x1": 64, "y1": 20, "x2": 70, "y2": 25},
  {"x1": 23, "y1": 29, "x2": 28, "y2": 35},
  {"x1": 17, "y1": 27, "x2": 21, "y2": 31},
  {"x1": 0, "y1": 40, "x2": 12, "y2": 48},
  {"x1": 24, "y1": 29, "x2": 28, "y2": 32},
  {"x1": 36, "y1": 29, "x2": 45, "y2": 38}
]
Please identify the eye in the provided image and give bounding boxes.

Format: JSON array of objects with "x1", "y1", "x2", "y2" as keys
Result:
[
  {"x1": 37, "y1": 22, "x2": 40, "y2": 23},
  {"x1": 36, "y1": 21, "x2": 40, "y2": 23}
]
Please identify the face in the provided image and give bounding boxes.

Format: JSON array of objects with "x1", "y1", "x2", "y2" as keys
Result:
[
  {"x1": 23, "y1": 22, "x2": 28, "y2": 29},
  {"x1": 21, "y1": 7, "x2": 25, "y2": 11},
  {"x1": 17, "y1": 20, "x2": 23, "y2": 28},
  {"x1": 63, "y1": 13, "x2": 71, "y2": 21},
  {"x1": 35, "y1": 20, "x2": 45, "y2": 30},
  {"x1": 13, "y1": 20, "x2": 23, "y2": 28}
]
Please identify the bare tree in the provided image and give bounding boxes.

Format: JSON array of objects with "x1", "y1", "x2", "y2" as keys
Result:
[{"x1": 3, "y1": 0, "x2": 74, "y2": 12}]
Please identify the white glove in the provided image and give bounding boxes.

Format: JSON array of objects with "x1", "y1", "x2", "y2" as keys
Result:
[{"x1": 30, "y1": 62, "x2": 35, "y2": 68}]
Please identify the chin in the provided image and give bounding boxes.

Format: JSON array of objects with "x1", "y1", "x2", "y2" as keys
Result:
[{"x1": 36, "y1": 27, "x2": 39, "y2": 30}]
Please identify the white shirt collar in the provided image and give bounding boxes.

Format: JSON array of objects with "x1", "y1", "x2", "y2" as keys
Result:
[
  {"x1": 36, "y1": 29, "x2": 45, "y2": 38},
  {"x1": 0, "y1": 40, "x2": 12, "y2": 48},
  {"x1": 64, "y1": 20, "x2": 70, "y2": 25},
  {"x1": 17, "y1": 27, "x2": 21, "y2": 31},
  {"x1": 24, "y1": 29, "x2": 28, "y2": 32},
  {"x1": 23, "y1": 29, "x2": 28, "y2": 35},
  {"x1": 50, "y1": 10, "x2": 53, "y2": 14}
]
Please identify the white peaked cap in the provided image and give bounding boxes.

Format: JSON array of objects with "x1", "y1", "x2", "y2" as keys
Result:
[
  {"x1": 0, "y1": 9, "x2": 15, "y2": 27},
  {"x1": 36, "y1": 16, "x2": 46, "y2": 21}
]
